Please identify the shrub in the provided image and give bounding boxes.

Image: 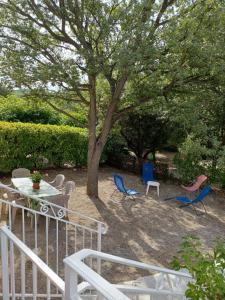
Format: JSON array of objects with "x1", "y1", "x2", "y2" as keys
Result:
[
  {"x1": 0, "y1": 95, "x2": 87, "y2": 127},
  {"x1": 0, "y1": 121, "x2": 88, "y2": 172},
  {"x1": 119, "y1": 111, "x2": 171, "y2": 170},
  {"x1": 103, "y1": 132, "x2": 129, "y2": 165},
  {"x1": 173, "y1": 135, "x2": 225, "y2": 186},
  {"x1": 171, "y1": 236, "x2": 225, "y2": 300},
  {"x1": 173, "y1": 136, "x2": 206, "y2": 184}
]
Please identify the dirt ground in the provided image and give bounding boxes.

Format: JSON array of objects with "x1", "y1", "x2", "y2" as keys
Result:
[
  {"x1": 48, "y1": 166, "x2": 225, "y2": 281},
  {"x1": 1, "y1": 165, "x2": 225, "y2": 286}
]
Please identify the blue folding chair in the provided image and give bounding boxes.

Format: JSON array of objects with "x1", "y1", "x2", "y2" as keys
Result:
[
  {"x1": 142, "y1": 162, "x2": 154, "y2": 184},
  {"x1": 165, "y1": 186, "x2": 212, "y2": 215},
  {"x1": 112, "y1": 174, "x2": 140, "y2": 200}
]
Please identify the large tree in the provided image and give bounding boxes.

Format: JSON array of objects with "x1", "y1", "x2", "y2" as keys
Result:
[{"x1": 0, "y1": 0, "x2": 220, "y2": 198}]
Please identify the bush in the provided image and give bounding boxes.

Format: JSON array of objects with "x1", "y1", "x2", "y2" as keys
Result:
[
  {"x1": 173, "y1": 135, "x2": 225, "y2": 187},
  {"x1": 0, "y1": 95, "x2": 87, "y2": 127},
  {"x1": 119, "y1": 111, "x2": 171, "y2": 169},
  {"x1": 103, "y1": 133, "x2": 129, "y2": 165},
  {"x1": 171, "y1": 236, "x2": 225, "y2": 300},
  {"x1": 0, "y1": 121, "x2": 88, "y2": 172},
  {"x1": 173, "y1": 136, "x2": 206, "y2": 184}
]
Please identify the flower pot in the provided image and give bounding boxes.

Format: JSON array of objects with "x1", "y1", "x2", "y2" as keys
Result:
[{"x1": 33, "y1": 182, "x2": 40, "y2": 189}]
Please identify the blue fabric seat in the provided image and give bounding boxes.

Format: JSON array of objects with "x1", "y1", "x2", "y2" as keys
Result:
[
  {"x1": 112, "y1": 175, "x2": 140, "y2": 199},
  {"x1": 165, "y1": 186, "x2": 212, "y2": 214}
]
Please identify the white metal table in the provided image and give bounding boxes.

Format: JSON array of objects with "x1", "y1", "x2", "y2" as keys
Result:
[{"x1": 11, "y1": 177, "x2": 62, "y2": 198}]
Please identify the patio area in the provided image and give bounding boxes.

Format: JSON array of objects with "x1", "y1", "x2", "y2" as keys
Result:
[
  {"x1": 45, "y1": 166, "x2": 225, "y2": 283},
  {"x1": 1, "y1": 165, "x2": 224, "y2": 285}
]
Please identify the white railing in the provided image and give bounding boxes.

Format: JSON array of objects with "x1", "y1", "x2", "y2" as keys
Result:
[
  {"x1": 64, "y1": 249, "x2": 192, "y2": 300},
  {"x1": 0, "y1": 225, "x2": 65, "y2": 300},
  {"x1": 0, "y1": 184, "x2": 107, "y2": 297},
  {"x1": 0, "y1": 183, "x2": 107, "y2": 233},
  {"x1": 0, "y1": 225, "x2": 192, "y2": 300}
]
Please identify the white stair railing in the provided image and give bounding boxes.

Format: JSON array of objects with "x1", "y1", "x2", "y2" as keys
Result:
[
  {"x1": 64, "y1": 249, "x2": 192, "y2": 300},
  {"x1": 0, "y1": 225, "x2": 65, "y2": 300},
  {"x1": 1, "y1": 225, "x2": 192, "y2": 300}
]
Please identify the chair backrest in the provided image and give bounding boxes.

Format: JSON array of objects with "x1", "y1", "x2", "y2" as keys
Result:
[
  {"x1": 142, "y1": 162, "x2": 154, "y2": 184},
  {"x1": 47, "y1": 194, "x2": 70, "y2": 216},
  {"x1": 113, "y1": 175, "x2": 127, "y2": 194},
  {"x1": 63, "y1": 181, "x2": 76, "y2": 196},
  {"x1": 193, "y1": 186, "x2": 212, "y2": 203},
  {"x1": 54, "y1": 174, "x2": 65, "y2": 188},
  {"x1": 0, "y1": 183, "x2": 20, "y2": 200},
  {"x1": 12, "y1": 168, "x2": 31, "y2": 178},
  {"x1": 196, "y1": 175, "x2": 208, "y2": 186},
  {"x1": 183, "y1": 175, "x2": 208, "y2": 192},
  {"x1": 51, "y1": 194, "x2": 70, "y2": 208}
]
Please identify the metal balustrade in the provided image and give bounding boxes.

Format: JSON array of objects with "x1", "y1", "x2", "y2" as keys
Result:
[
  {"x1": 0, "y1": 184, "x2": 107, "y2": 297},
  {"x1": 64, "y1": 249, "x2": 192, "y2": 300},
  {"x1": 0, "y1": 226, "x2": 192, "y2": 300},
  {"x1": 0, "y1": 225, "x2": 65, "y2": 300}
]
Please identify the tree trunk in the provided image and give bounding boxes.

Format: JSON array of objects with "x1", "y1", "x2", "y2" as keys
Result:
[
  {"x1": 86, "y1": 73, "x2": 128, "y2": 198},
  {"x1": 152, "y1": 151, "x2": 156, "y2": 162},
  {"x1": 136, "y1": 156, "x2": 144, "y2": 174},
  {"x1": 86, "y1": 144, "x2": 103, "y2": 199}
]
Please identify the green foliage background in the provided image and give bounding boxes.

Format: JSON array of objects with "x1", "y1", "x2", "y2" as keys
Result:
[
  {"x1": 0, "y1": 95, "x2": 87, "y2": 127},
  {"x1": 0, "y1": 121, "x2": 88, "y2": 172}
]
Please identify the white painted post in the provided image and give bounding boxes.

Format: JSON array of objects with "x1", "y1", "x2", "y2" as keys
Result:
[
  {"x1": 97, "y1": 223, "x2": 102, "y2": 274},
  {"x1": 1, "y1": 230, "x2": 10, "y2": 300},
  {"x1": 64, "y1": 264, "x2": 79, "y2": 300}
]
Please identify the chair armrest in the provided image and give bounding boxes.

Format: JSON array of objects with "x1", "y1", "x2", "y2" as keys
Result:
[{"x1": 48, "y1": 180, "x2": 55, "y2": 184}]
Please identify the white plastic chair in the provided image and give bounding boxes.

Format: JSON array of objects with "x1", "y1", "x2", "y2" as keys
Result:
[
  {"x1": 63, "y1": 181, "x2": 76, "y2": 196},
  {"x1": 46, "y1": 194, "x2": 70, "y2": 217},
  {"x1": 49, "y1": 174, "x2": 65, "y2": 189},
  {"x1": 12, "y1": 168, "x2": 31, "y2": 178},
  {"x1": 0, "y1": 183, "x2": 26, "y2": 225}
]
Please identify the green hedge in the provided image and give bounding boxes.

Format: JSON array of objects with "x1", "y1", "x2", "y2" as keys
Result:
[{"x1": 0, "y1": 121, "x2": 88, "y2": 172}]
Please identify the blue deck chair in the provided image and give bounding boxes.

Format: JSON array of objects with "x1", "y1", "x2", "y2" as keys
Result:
[
  {"x1": 112, "y1": 174, "x2": 140, "y2": 200},
  {"x1": 142, "y1": 162, "x2": 154, "y2": 184},
  {"x1": 165, "y1": 186, "x2": 212, "y2": 215}
]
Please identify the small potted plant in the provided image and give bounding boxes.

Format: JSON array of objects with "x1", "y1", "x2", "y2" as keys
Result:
[{"x1": 31, "y1": 171, "x2": 42, "y2": 189}]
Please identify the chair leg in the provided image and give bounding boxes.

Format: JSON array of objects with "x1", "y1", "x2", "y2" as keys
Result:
[
  {"x1": 164, "y1": 196, "x2": 176, "y2": 201},
  {"x1": 11, "y1": 207, "x2": 17, "y2": 225},
  {"x1": 157, "y1": 186, "x2": 159, "y2": 197},
  {"x1": 146, "y1": 184, "x2": 150, "y2": 196},
  {"x1": 179, "y1": 203, "x2": 190, "y2": 209},
  {"x1": 200, "y1": 201, "x2": 207, "y2": 214},
  {"x1": 193, "y1": 204, "x2": 204, "y2": 216},
  {"x1": 111, "y1": 189, "x2": 118, "y2": 198}
]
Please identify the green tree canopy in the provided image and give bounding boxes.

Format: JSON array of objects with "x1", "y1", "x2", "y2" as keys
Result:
[{"x1": 0, "y1": 0, "x2": 223, "y2": 197}]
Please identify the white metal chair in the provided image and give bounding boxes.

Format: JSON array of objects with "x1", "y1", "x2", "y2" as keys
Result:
[
  {"x1": 12, "y1": 168, "x2": 31, "y2": 178},
  {"x1": 49, "y1": 174, "x2": 65, "y2": 189},
  {"x1": 63, "y1": 181, "x2": 76, "y2": 196}
]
